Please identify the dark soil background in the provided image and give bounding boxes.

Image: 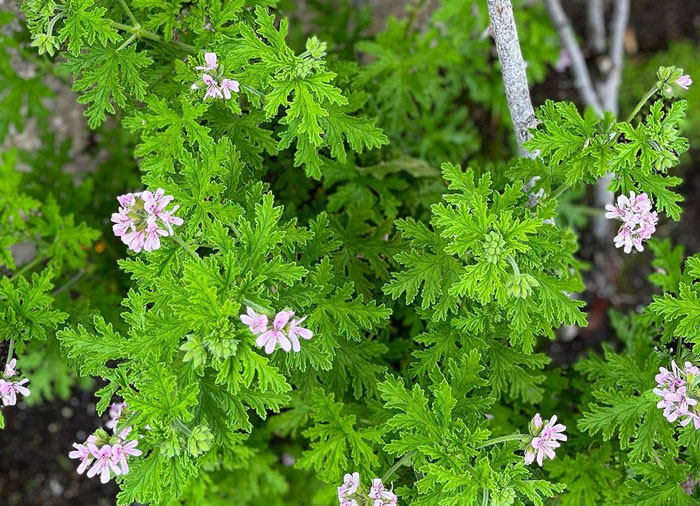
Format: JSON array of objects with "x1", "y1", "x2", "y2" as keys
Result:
[{"x1": 2, "y1": 1, "x2": 700, "y2": 505}]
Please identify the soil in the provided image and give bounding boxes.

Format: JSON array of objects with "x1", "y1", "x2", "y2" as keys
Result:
[{"x1": 2, "y1": 1, "x2": 700, "y2": 505}]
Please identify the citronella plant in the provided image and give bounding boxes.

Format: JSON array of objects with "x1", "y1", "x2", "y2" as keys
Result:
[{"x1": 0, "y1": 0, "x2": 696, "y2": 504}]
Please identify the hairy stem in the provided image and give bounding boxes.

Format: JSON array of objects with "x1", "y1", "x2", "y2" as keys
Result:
[
  {"x1": 110, "y1": 21, "x2": 195, "y2": 53},
  {"x1": 5, "y1": 338, "x2": 14, "y2": 367},
  {"x1": 10, "y1": 254, "x2": 44, "y2": 281},
  {"x1": 117, "y1": 0, "x2": 140, "y2": 28},
  {"x1": 172, "y1": 234, "x2": 200, "y2": 261},
  {"x1": 53, "y1": 270, "x2": 86, "y2": 296},
  {"x1": 382, "y1": 451, "x2": 415, "y2": 482},
  {"x1": 476, "y1": 433, "x2": 528, "y2": 448}
]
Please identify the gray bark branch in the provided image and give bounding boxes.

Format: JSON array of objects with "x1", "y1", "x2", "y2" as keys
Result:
[
  {"x1": 486, "y1": 0, "x2": 538, "y2": 155},
  {"x1": 601, "y1": 0, "x2": 630, "y2": 114},
  {"x1": 587, "y1": 0, "x2": 606, "y2": 54},
  {"x1": 545, "y1": 0, "x2": 603, "y2": 115}
]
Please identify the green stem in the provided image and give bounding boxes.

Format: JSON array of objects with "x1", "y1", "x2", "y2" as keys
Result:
[
  {"x1": 117, "y1": 33, "x2": 137, "y2": 51},
  {"x1": 241, "y1": 297, "x2": 271, "y2": 316},
  {"x1": 476, "y1": 434, "x2": 528, "y2": 449},
  {"x1": 47, "y1": 13, "x2": 65, "y2": 37},
  {"x1": 53, "y1": 270, "x2": 85, "y2": 296},
  {"x1": 10, "y1": 254, "x2": 44, "y2": 281},
  {"x1": 404, "y1": 0, "x2": 429, "y2": 39},
  {"x1": 242, "y1": 84, "x2": 265, "y2": 99},
  {"x1": 171, "y1": 234, "x2": 199, "y2": 261},
  {"x1": 676, "y1": 335, "x2": 684, "y2": 362},
  {"x1": 110, "y1": 21, "x2": 195, "y2": 53},
  {"x1": 171, "y1": 418, "x2": 192, "y2": 437},
  {"x1": 626, "y1": 86, "x2": 657, "y2": 124},
  {"x1": 5, "y1": 338, "x2": 15, "y2": 367},
  {"x1": 507, "y1": 255, "x2": 520, "y2": 276},
  {"x1": 382, "y1": 451, "x2": 415, "y2": 482},
  {"x1": 117, "y1": 0, "x2": 140, "y2": 27},
  {"x1": 541, "y1": 182, "x2": 570, "y2": 205}
]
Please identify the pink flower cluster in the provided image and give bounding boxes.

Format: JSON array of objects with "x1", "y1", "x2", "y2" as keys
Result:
[
  {"x1": 523, "y1": 413, "x2": 567, "y2": 467},
  {"x1": 191, "y1": 52, "x2": 240, "y2": 101},
  {"x1": 337, "y1": 472, "x2": 398, "y2": 506},
  {"x1": 604, "y1": 192, "x2": 658, "y2": 253},
  {"x1": 69, "y1": 401, "x2": 141, "y2": 484},
  {"x1": 654, "y1": 360, "x2": 700, "y2": 429},
  {"x1": 0, "y1": 358, "x2": 30, "y2": 407},
  {"x1": 111, "y1": 188, "x2": 183, "y2": 253},
  {"x1": 240, "y1": 306, "x2": 313, "y2": 354}
]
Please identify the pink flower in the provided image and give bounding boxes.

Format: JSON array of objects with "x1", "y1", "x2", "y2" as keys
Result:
[
  {"x1": 338, "y1": 472, "x2": 360, "y2": 499},
  {"x1": 143, "y1": 215, "x2": 168, "y2": 252},
  {"x1": 105, "y1": 401, "x2": 126, "y2": 430},
  {"x1": 202, "y1": 74, "x2": 223, "y2": 100},
  {"x1": 69, "y1": 442, "x2": 94, "y2": 475},
  {"x1": 676, "y1": 74, "x2": 692, "y2": 90},
  {"x1": 524, "y1": 413, "x2": 566, "y2": 467},
  {"x1": 221, "y1": 79, "x2": 240, "y2": 99},
  {"x1": 5, "y1": 358, "x2": 17, "y2": 377},
  {"x1": 240, "y1": 307, "x2": 268, "y2": 334},
  {"x1": 111, "y1": 189, "x2": 183, "y2": 253},
  {"x1": 368, "y1": 478, "x2": 398, "y2": 505},
  {"x1": 653, "y1": 360, "x2": 700, "y2": 429},
  {"x1": 605, "y1": 192, "x2": 658, "y2": 253},
  {"x1": 196, "y1": 52, "x2": 218, "y2": 71},
  {"x1": 287, "y1": 316, "x2": 313, "y2": 352},
  {"x1": 87, "y1": 443, "x2": 120, "y2": 484},
  {"x1": 256, "y1": 311, "x2": 294, "y2": 354},
  {"x1": 0, "y1": 377, "x2": 30, "y2": 406},
  {"x1": 111, "y1": 439, "x2": 142, "y2": 475}
]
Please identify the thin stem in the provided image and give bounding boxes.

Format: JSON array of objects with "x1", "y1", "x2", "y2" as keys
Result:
[
  {"x1": 382, "y1": 451, "x2": 415, "y2": 482},
  {"x1": 171, "y1": 234, "x2": 199, "y2": 261},
  {"x1": 171, "y1": 418, "x2": 192, "y2": 437},
  {"x1": 482, "y1": 487, "x2": 490, "y2": 506},
  {"x1": 10, "y1": 254, "x2": 44, "y2": 281},
  {"x1": 507, "y1": 255, "x2": 520, "y2": 276},
  {"x1": 476, "y1": 433, "x2": 528, "y2": 449},
  {"x1": 117, "y1": 0, "x2": 140, "y2": 28},
  {"x1": 5, "y1": 338, "x2": 15, "y2": 367},
  {"x1": 677, "y1": 336, "x2": 684, "y2": 362},
  {"x1": 404, "y1": 0, "x2": 429, "y2": 39},
  {"x1": 626, "y1": 86, "x2": 657, "y2": 124},
  {"x1": 542, "y1": 182, "x2": 570, "y2": 205},
  {"x1": 110, "y1": 22, "x2": 195, "y2": 53},
  {"x1": 53, "y1": 270, "x2": 85, "y2": 296},
  {"x1": 47, "y1": 13, "x2": 65, "y2": 37},
  {"x1": 117, "y1": 33, "x2": 137, "y2": 51},
  {"x1": 241, "y1": 297, "x2": 271, "y2": 316},
  {"x1": 242, "y1": 84, "x2": 265, "y2": 99}
]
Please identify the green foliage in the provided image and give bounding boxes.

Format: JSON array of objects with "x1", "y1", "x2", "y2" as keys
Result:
[{"x1": 5, "y1": 1, "x2": 700, "y2": 505}]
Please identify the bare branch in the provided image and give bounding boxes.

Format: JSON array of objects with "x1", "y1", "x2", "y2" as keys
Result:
[
  {"x1": 485, "y1": 0, "x2": 538, "y2": 155},
  {"x1": 601, "y1": 0, "x2": 631, "y2": 114},
  {"x1": 544, "y1": 0, "x2": 603, "y2": 115},
  {"x1": 587, "y1": 0, "x2": 606, "y2": 54}
]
